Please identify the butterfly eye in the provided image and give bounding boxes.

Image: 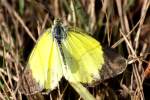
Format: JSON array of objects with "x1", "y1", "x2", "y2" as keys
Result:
[{"x1": 53, "y1": 18, "x2": 62, "y2": 25}]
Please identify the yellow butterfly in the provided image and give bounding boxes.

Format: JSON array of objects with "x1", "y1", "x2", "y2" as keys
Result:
[{"x1": 20, "y1": 18, "x2": 104, "y2": 99}]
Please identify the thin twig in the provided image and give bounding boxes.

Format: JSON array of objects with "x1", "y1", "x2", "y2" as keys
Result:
[
  {"x1": 134, "y1": 0, "x2": 150, "y2": 51},
  {"x1": 1, "y1": 0, "x2": 36, "y2": 42}
]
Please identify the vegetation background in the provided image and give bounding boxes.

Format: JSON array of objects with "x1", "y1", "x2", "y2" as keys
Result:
[{"x1": 0, "y1": 0, "x2": 150, "y2": 100}]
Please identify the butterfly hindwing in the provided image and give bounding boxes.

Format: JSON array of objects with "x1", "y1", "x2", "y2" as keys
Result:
[{"x1": 45, "y1": 38, "x2": 63, "y2": 90}]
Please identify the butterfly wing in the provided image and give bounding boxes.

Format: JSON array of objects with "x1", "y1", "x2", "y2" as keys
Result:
[
  {"x1": 62, "y1": 28, "x2": 104, "y2": 84},
  {"x1": 20, "y1": 29, "x2": 63, "y2": 94},
  {"x1": 99, "y1": 48, "x2": 127, "y2": 82}
]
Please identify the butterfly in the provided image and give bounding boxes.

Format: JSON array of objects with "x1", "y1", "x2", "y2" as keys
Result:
[
  {"x1": 20, "y1": 18, "x2": 104, "y2": 94},
  {"x1": 19, "y1": 19, "x2": 127, "y2": 99}
]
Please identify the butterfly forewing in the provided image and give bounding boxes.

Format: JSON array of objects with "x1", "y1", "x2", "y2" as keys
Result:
[
  {"x1": 61, "y1": 28, "x2": 104, "y2": 84},
  {"x1": 20, "y1": 29, "x2": 63, "y2": 94}
]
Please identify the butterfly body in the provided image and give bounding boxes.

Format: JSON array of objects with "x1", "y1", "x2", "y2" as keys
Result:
[{"x1": 52, "y1": 19, "x2": 67, "y2": 42}]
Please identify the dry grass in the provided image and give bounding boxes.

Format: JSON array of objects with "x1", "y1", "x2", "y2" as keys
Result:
[{"x1": 0, "y1": 0, "x2": 150, "y2": 100}]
